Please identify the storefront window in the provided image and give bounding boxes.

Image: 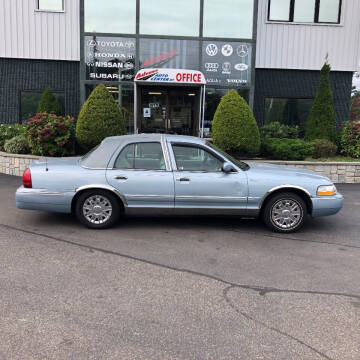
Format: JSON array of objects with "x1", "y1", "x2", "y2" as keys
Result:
[
  {"x1": 20, "y1": 91, "x2": 64, "y2": 123},
  {"x1": 84, "y1": 0, "x2": 136, "y2": 33},
  {"x1": 140, "y1": 0, "x2": 200, "y2": 36},
  {"x1": 294, "y1": 0, "x2": 316, "y2": 22},
  {"x1": 268, "y1": 0, "x2": 291, "y2": 21},
  {"x1": 85, "y1": 36, "x2": 136, "y2": 82},
  {"x1": 264, "y1": 98, "x2": 313, "y2": 128},
  {"x1": 204, "y1": 88, "x2": 249, "y2": 137},
  {"x1": 140, "y1": 38, "x2": 199, "y2": 70},
  {"x1": 319, "y1": 0, "x2": 341, "y2": 23},
  {"x1": 38, "y1": 0, "x2": 63, "y2": 11},
  {"x1": 85, "y1": 84, "x2": 134, "y2": 133},
  {"x1": 203, "y1": 0, "x2": 253, "y2": 39},
  {"x1": 202, "y1": 41, "x2": 252, "y2": 88}
]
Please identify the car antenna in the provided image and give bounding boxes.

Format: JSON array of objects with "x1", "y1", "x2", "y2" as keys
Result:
[{"x1": 45, "y1": 157, "x2": 48, "y2": 171}]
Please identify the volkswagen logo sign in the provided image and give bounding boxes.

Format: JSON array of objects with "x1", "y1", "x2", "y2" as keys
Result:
[
  {"x1": 236, "y1": 45, "x2": 249, "y2": 58},
  {"x1": 221, "y1": 44, "x2": 233, "y2": 57},
  {"x1": 206, "y1": 44, "x2": 218, "y2": 57}
]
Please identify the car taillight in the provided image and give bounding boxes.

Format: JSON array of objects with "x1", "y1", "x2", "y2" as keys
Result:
[{"x1": 23, "y1": 168, "x2": 32, "y2": 188}]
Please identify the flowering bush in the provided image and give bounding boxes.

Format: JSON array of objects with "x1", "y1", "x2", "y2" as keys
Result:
[
  {"x1": 25, "y1": 113, "x2": 76, "y2": 156},
  {"x1": 0, "y1": 124, "x2": 27, "y2": 151},
  {"x1": 340, "y1": 121, "x2": 360, "y2": 158}
]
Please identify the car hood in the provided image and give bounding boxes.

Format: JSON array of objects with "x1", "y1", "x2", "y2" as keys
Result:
[{"x1": 246, "y1": 162, "x2": 330, "y2": 181}]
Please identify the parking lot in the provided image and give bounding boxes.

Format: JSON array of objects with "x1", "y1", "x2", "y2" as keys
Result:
[{"x1": 0, "y1": 173, "x2": 359, "y2": 360}]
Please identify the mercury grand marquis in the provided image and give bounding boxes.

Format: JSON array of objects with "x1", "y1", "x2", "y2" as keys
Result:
[{"x1": 16, "y1": 134, "x2": 344, "y2": 232}]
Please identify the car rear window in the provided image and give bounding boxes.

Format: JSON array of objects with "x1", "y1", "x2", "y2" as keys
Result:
[{"x1": 80, "y1": 140, "x2": 121, "y2": 169}]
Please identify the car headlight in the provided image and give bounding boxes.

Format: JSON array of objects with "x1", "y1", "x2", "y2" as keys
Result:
[{"x1": 317, "y1": 185, "x2": 337, "y2": 196}]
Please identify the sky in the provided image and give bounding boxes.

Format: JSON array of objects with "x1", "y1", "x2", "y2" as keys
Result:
[{"x1": 353, "y1": 72, "x2": 360, "y2": 91}]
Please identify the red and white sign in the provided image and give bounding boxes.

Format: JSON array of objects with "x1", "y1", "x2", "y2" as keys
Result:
[{"x1": 135, "y1": 68, "x2": 206, "y2": 85}]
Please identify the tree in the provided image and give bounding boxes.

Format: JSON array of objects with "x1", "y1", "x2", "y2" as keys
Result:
[
  {"x1": 305, "y1": 63, "x2": 337, "y2": 143},
  {"x1": 37, "y1": 88, "x2": 63, "y2": 115},
  {"x1": 212, "y1": 89, "x2": 261, "y2": 155},
  {"x1": 76, "y1": 84, "x2": 126, "y2": 150},
  {"x1": 350, "y1": 96, "x2": 360, "y2": 122}
]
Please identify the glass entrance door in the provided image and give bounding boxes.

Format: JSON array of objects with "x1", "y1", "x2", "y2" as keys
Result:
[{"x1": 140, "y1": 87, "x2": 197, "y2": 135}]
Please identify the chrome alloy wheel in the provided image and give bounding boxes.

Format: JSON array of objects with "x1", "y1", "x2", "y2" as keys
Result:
[
  {"x1": 270, "y1": 199, "x2": 303, "y2": 230},
  {"x1": 83, "y1": 195, "x2": 113, "y2": 225}
]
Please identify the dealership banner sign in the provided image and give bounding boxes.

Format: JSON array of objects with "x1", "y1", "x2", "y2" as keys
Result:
[
  {"x1": 85, "y1": 36, "x2": 136, "y2": 81},
  {"x1": 135, "y1": 69, "x2": 206, "y2": 85},
  {"x1": 202, "y1": 41, "x2": 252, "y2": 87}
]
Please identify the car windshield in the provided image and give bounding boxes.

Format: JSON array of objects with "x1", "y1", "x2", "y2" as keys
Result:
[{"x1": 206, "y1": 142, "x2": 249, "y2": 170}]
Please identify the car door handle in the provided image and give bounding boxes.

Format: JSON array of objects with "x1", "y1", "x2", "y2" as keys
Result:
[
  {"x1": 114, "y1": 176, "x2": 128, "y2": 180},
  {"x1": 176, "y1": 177, "x2": 190, "y2": 182}
]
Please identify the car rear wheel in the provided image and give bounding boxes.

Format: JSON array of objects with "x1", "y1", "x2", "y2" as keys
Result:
[
  {"x1": 75, "y1": 190, "x2": 120, "y2": 229},
  {"x1": 262, "y1": 192, "x2": 307, "y2": 233}
]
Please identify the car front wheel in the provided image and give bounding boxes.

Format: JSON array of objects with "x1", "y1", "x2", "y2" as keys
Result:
[
  {"x1": 262, "y1": 192, "x2": 307, "y2": 233},
  {"x1": 75, "y1": 190, "x2": 120, "y2": 229}
]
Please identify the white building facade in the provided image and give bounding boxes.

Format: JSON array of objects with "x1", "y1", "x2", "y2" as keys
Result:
[{"x1": 0, "y1": 0, "x2": 359, "y2": 132}]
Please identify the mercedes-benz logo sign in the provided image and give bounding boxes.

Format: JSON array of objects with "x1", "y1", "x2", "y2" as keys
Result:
[
  {"x1": 206, "y1": 44, "x2": 218, "y2": 57},
  {"x1": 237, "y1": 44, "x2": 249, "y2": 57},
  {"x1": 221, "y1": 44, "x2": 233, "y2": 57}
]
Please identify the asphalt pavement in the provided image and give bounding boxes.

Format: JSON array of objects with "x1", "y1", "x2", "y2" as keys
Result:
[{"x1": 0, "y1": 173, "x2": 359, "y2": 360}]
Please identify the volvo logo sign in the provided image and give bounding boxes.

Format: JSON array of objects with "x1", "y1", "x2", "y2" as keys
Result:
[{"x1": 206, "y1": 44, "x2": 218, "y2": 56}]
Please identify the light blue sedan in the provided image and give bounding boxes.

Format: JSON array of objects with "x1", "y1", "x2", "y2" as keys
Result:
[{"x1": 16, "y1": 134, "x2": 343, "y2": 232}]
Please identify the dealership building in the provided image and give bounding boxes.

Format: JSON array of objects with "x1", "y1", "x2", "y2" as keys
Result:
[{"x1": 0, "y1": 0, "x2": 359, "y2": 137}]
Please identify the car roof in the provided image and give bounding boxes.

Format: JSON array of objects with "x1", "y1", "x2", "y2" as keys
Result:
[{"x1": 103, "y1": 134, "x2": 206, "y2": 145}]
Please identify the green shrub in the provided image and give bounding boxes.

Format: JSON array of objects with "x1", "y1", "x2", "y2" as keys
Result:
[
  {"x1": 212, "y1": 89, "x2": 260, "y2": 155},
  {"x1": 76, "y1": 84, "x2": 126, "y2": 151},
  {"x1": 305, "y1": 63, "x2": 337, "y2": 143},
  {"x1": 263, "y1": 138, "x2": 314, "y2": 160},
  {"x1": 37, "y1": 88, "x2": 63, "y2": 115},
  {"x1": 0, "y1": 124, "x2": 27, "y2": 151},
  {"x1": 312, "y1": 139, "x2": 338, "y2": 158},
  {"x1": 25, "y1": 113, "x2": 76, "y2": 156},
  {"x1": 340, "y1": 121, "x2": 360, "y2": 158},
  {"x1": 4, "y1": 135, "x2": 30, "y2": 154},
  {"x1": 261, "y1": 121, "x2": 299, "y2": 139}
]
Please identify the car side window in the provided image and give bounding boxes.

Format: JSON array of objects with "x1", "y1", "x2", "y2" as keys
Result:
[
  {"x1": 172, "y1": 144, "x2": 223, "y2": 172},
  {"x1": 114, "y1": 142, "x2": 166, "y2": 170}
]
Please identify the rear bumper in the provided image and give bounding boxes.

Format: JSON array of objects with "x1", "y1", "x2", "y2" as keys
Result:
[
  {"x1": 16, "y1": 186, "x2": 74, "y2": 213},
  {"x1": 311, "y1": 194, "x2": 344, "y2": 217}
]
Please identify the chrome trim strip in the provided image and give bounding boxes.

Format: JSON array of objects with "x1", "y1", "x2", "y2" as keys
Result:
[
  {"x1": 127, "y1": 194, "x2": 174, "y2": 199},
  {"x1": 176, "y1": 195, "x2": 247, "y2": 201},
  {"x1": 16, "y1": 188, "x2": 71, "y2": 196},
  {"x1": 75, "y1": 184, "x2": 128, "y2": 207}
]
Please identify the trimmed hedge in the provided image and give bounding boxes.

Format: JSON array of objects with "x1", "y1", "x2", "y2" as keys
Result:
[
  {"x1": 37, "y1": 88, "x2": 63, "y2": 115},
  {"x1": 212, "y1": 89, "x2": 260, "y2": 155},
  {"x1": 260, "y1": 122, "x2": 299, "y2": 140},
  {"x1": 263, "y1": 138, "x2": 314, "y2": 160},
  {"x1": 76, "y1": 84, "x2": 126, "y2": 151},
  {"x1": 305, "y1": 63, "x2": 337, "y2": 143}
]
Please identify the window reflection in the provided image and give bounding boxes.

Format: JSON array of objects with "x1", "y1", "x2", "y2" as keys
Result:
[
  {"x1": 84, "y1": 0, "x2": 136, "y2": 33},
  {"x1": 203, "y1": 0, "x2": 253, "y2": 38},
  {"x1": 140, "y1": 0, "x2": 200, "y2": 36},
  {"x1": 38, "y1": 0, "x2": 63, "y2": 11},
  {"x1": 319, "y1": 0, "x2": 341, "y2": 23},
  {"x1": 268, "y1": 0, "x2": 291, "y2": 21},
  {"x1": 294, "y1": 0, "x2": 315, "y2": 22}
]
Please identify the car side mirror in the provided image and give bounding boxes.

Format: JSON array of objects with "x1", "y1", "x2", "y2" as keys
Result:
[{"x1": 222, "y1": 162, "x2": 234, "y2": 173}]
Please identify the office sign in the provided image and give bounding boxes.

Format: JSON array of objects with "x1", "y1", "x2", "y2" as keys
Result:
[
  {"x1": 85, "y1": 36, "x2": 136, "y2": 81},
  {"x1": 135, "y1": 69, "x2": 206, "y2": 85},
  {"x1": 202, "y1": 41, "x2": 252, "y2": 87}
]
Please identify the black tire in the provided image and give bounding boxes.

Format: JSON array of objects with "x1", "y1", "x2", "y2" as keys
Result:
[
  {"x1": 262, "y1": 192, "x2": 307, "y2": 233},
  {"x1": 75, "y1": 190, "x2": 121, "y2": 229}
]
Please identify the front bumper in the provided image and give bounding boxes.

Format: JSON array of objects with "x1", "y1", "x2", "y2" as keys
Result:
[
  {"x1": 16, "y1": 186, "x2": 74, "y2": 213},
  {"x1": 311, "y1": 193, "x2": 344, "y2": 217}
]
